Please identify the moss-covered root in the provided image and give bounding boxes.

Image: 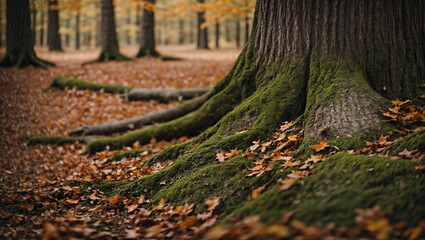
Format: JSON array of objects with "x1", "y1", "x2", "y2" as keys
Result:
[
  {"x1": 27, "y1": 136, "x2": 100, "y2": 146},
  {"x1": 385, "y1": 129, "x2": 425, "y2": 155},
  {"x1": 103, "y1": 149, "x2": 153, "y2": 164},
  {"x1": 124, "y1": 88, "x2": 209, "y2": 102},
  {"x1": 83, "y1": 47, "x2": 133, "y2": 65},
  {"x1": 0, "y1": 49, "x2": 55, "y2": 69},
  {"x1": 228, "y1": 152, "x2": 425, "y2": 227},
  {"x1": 44, "y1": 76, "x2": 132, "y2": 93},
  {"x1": 136, "y1": 47, "x2": 183, "y2": 61}
]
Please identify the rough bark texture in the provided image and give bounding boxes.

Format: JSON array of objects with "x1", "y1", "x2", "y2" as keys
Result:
[
  {"x1": 235, "y1": 15, "x2": 240, "y2": 48},
  {"x1": 31, "y1": 8, "x2": 36, "y2": 46},
  {"x1": 244, "y1": 15, "x2": 249, "y2": 44},
  {"x1": 39, "y1": 9, "x2": 45, "y2": 46},
  {"x1": 196, "y1": 0, "x2": 208, "y2": 49},
  {"x1": 136, "y1": 0, "x2": 159, "y2": 57},
  {"x1": 47, "y1": 0, "x2": 63, "y2": 51},
  {"x1": 88, "y1": 0, "x2": 131, "y2": 63},
  {"x1": 0, "y1": 0, "x2": 53, "y2": 68}
]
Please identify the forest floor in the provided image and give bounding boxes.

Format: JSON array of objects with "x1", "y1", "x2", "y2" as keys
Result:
[{"x1": 1, "y1": 46, "x2": 425, "y2": 239}]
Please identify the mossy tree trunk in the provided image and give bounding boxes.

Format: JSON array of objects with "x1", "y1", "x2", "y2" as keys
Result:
[
  {"x1": 47, "y1": 0, "x2": 63, "y2": 52},
  {"x1": 136, "y1": 0, "x2": 159, "y2": 58},
  {"x1": 0, "y1": 0, "x2": 53, "y2": 68},
  {"x1": 88, "y1": 0, "x2": 131, "y2": 63},
  {"x1": 90, "y1": 0, "x2": 425, "y2": 227},
  {"x1": 196, "y1": 0, "x2": 208, "y2": 49}
]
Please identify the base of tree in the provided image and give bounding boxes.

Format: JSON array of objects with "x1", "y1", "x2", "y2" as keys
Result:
[
  {"x1": 0, "y1": 49, "x2": 55, "y2": 68},
  {"x1": 136, "y1": 47, "x2": 183, "y2": 61},
  {"x1": 83, "y1": 47, "x2": 132, "y2": 65}
]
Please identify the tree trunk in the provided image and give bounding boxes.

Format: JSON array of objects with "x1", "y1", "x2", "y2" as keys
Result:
[
  {"x1": 136, "y1": 7, "x2": 141, "y2": 44},
  {"x1": 136, "y1": 0, "x2": 159, "y2": 57},
  {"x1": 225, "y1": 20, "x2": 230, "y2": 42},
  {"x1": 88, "y1": 0, "x2": 424, "y2": 157},
  {"x1": 244, "y1": 15, "x2": 249, "y2": 44},
  {"x1": 215, "y1": 21, "x2": 220, "y2": 49},
  {"x1": 189, "y1": 15, "x2": 194, "y2": 44},
  {"x1": 47, "y1": 0, "x2": 63, "y2": 51},
  {"x1": 196, "y1": 0, "x2": 208, "y2": 49},
  {"x1": 126, "y1": 12, "x2": 131, "y2": 45},
  {"x1": 31, "y1": 8, "x2": 37, "y2": 46},
  {"x1": 179, "y1": 18, "x2": 184, "y2": 44},
  {"x1": 87, "y1": 0, "x2": 131, "y2": 63},
  {"x1": 39, "y1": 8, "x2": 44, "y2": 46},
  {"x1": 75, "y1": 12, "x2": 80, "y2": 50},
  {"x1": 0, "y1": 0, "x2": 53, "y2": 68},
  {"x1": 235, "y1": 15, "x2": 240, "y2": 48},
  {"x1": 65, "y1": 17, "x2": 70, "y2": 47},
  {"x1": 0, "y1": 1, "x2": 3, "y2": 47}
]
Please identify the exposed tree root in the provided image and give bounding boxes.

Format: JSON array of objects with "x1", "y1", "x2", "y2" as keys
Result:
[
  {"x1": 123, "y1": 88, "x2": 208, "y2": 102},
  {"x1": 70, "y1": 90, "x2": 213, "y2": 137},
  {"x1": 44, "y1": 76, "x2": 131, "y2": 93},
  {"x1": 0, "y1": 49, "x2": 55, "y2": 68},
  {"x1": 136, "y1": 47, "x2": 183, "y2": 61},
  {"x1": 83, "y1": 47, "x2": 132, "y2": 65},
  {"x1": 27, "y1": 136, "x2": 100, "y2": 145}
]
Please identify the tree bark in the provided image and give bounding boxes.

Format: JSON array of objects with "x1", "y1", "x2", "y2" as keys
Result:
[
  {"x1": 39, "y1": 8, "x2": 45, "y2": 46},
  {"x1": 189, "y1": 15, "x2": 194, "y2": 44},
  {"x1": 87, "y1": 0, "x2": 131, "y2": 63},
  {"x1": 244, "y1": 15, "x2": 249, "y2": 44},
  {"x1": 75, "y1": 12, "x2": 80, "y2": 50},
  {"x1": 65, "y1": 16, "x2": 70, "y2": 47},
  {"x1": 196, "y1": 0, "x2": 208, "y2": 49},
  {"x1": 0, "y1": 0, "x2": 53, "y2": 68},
  {"x1": 215, "y1": 21, "x2": 220, "y2": 49},
  {"x1": 179, "y1": 18, "x2": 184, "y2": 44},
  {"x1": 136, "y1": 0, "x2": 159, "y2": 57},
  {"x1": 47, "y1": 0, "x2": 63, "y2": 51},
  {"x1": 235, "y1": 15, "x2": 240, "y2": 48},
  {"x1": 0, "y1": 1, "x2": 3, "y2": 47},
  {"x1": 124, "y1": 88, "x2": 209, "y2": 102},
  {"x1": 31, "y1": 7, "x2": 37, "y2": 46},
  {"x1": 87, "y1": 0, "x2": 424, "y2": 155}
]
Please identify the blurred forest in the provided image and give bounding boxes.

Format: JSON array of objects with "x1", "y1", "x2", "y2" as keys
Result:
[{"x1": 0, "y1": 0, "x2": 255, "y2": 51}]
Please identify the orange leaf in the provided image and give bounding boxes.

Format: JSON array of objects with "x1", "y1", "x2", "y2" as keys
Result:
[
  {"x1": 109, "y1": 194, "x2": 120, "y2": 205},
  {"x1": 152, "y1": 198, "x2": 165, "y2": 211},
  {"x1": 278, "y1": 178, "x2": 296, "y2": 191},
  {"x1": 205, "y1": 196, "x2": 220, "y2": 212},
  {"x1": 216, "y1": 152, "x2": 227, "y2": 163},
  {"x1": 248, "y1": 185, "x2": 266, "y2": 201},
  {"x1": 309, "y1": 141, "x2": 329, "y2": 152}
]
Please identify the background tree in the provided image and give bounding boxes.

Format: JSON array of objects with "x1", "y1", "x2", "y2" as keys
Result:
[
  {"x1": 47, "y1": 0, "x2": 63, "y2": 51},
  {"x1": 136, "y1": 0, "x2": 159, "y2": 57},
  {"x1": 0, "y1": 0, "x2": 53, "y2": 68},
  {"x1": 196, "y1": 0, "x2": 208, "y2": 49},
  {"x1": 87, "y1": 0, "x2": 130, "y2": 63}
]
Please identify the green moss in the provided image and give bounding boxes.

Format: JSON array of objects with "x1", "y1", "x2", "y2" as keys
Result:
[
  {"x1": 45, "y1": 76, "x2": 132, "y2": 93},
  {"x1": 385, "y1": 129, "x2": 425, "y2": 155},
  {"x1": 104, "y1": 149, "x2": 152, "y2": 164},
  {"x1": 27, "y1": 136, "x2": 86, "y2": 145},
  {"x1": 88, "y1": 181, "x2": 129, "y2": 196},
  {"x1": 228, "y1": 152, "x2": 425, "y2": 227},
  {"x1": 0, "y1": 48, "x2": 55, "y2": 68},
  {"x1": 83, "y1": 47, "x2": 132, "y2": 65}
]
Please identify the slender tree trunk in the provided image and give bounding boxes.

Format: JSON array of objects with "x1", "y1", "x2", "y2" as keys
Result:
[
  {"x1": 179, "y1": 18, "x2": 184, "y2": 44},
  {"x1": 65, "y1": 17, "x2": 70, "y2": 47},
  {"x1": 225, "y1": 20, "x2": 230, "y2": 42},
  {"x1": 0, "y1": 0, "x2": 53, "y2": 68},
  {"x1": 126, "y1": 12, "x2": 131, "y2": 45},
  {"x1": 136, "y1": 0, "x2": 158, "y2": 57},
  {"x1": 87, "y1": 0, "x2": 130, "y2": 63},
  {"x1": 189, "y1": 15, "x2": 194, "y2": 44},
  {"x1": 215, "y1": 21, "x2": 220, "y2": 49},
  {"x1": 0, "y1": 1, "x2": 3, "y2": 47},
  {"x1": 39, "y1": 8, "x2": 44, "y2": 46},
  {"x1": 47, "y1": 0, "x2": 63, "y2": 51},
  {"x1": 196, "y1": 0, "x2": 208, "y2": 49},
  {"x1": 235, "y1": 15, "x2": 240, "y2": 48},
  {"x1": 75, "y1": 12, "x2": 80, "y2": 50},
  {"x1": 31, "y1": 8, "x2": 37, "y2": 46},
  {"x1": 244, "y1": 15, "x2": 249, "y2": 44},
  {"x1": 136, "y1": 7, "x2": 141, "y2": 44}
]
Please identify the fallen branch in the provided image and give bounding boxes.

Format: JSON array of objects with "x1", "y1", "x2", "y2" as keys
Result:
[
  {"x1": 44, "y1": 76, "x2": 131, "y2": 93},
  {"x1": 123, "y1": 88, "x2": 208, "y2": 102},
  {"x1": 27, "y1": 136, "x2": 101, "y2": 145},
  {"x1": 69, "y1": 90, "x2": 213, "y2": 136}
]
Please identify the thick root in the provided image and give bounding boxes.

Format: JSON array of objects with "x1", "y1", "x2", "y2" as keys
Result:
[
  {"x1": 103, "y1": 149, "x2": 153, "y2": 164},
  {"x1": 83, "y1": 47, "x2": 132, "y2": 65},
  {"x1": 123, "y1": 88, "x2": 208, "y2": 102},
  {"x1": 70, "y1": 90, "x2": 213, "y2": 136},
  {"x1": 0, "y1": 49, "x2": 55, "y2": 68},
  {"x1": 44, "y1": 76, "x2": 131, "y2": 93}
]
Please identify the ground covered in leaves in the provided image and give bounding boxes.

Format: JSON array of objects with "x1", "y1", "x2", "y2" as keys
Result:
[{"x1": 1, "y1": 46, "x2": 424, "y2": 239}]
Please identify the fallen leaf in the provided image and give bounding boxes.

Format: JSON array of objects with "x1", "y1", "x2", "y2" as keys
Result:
[{"x1": 309, "y1": 141, "x2": 329, "y2": 152}]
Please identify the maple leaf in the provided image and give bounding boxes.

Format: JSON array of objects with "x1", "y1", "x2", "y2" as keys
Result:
[
  {"x1": 125, "y1": 229, "x2": 141, "y2": 239},
  {"x1": 398, "y1": 148, "x2": 416, "y2": 158},
  {"x1": 280, "y1": 121, "x2": 293, "y2": 132},
  {"x1": 205, "y1": 196, "x2": 220, "y2": 212},
  {"x1": 127, "y1": 204, "x2": 139, "y2": 213},
  {"x1": 216, "y1": 152, "x2": 227, "y2": 163},
  {"x1": 152, "y1": 198, "x2": 165, "y2": 211},
  {"x1": 287, "y1": 170, "x2": 309, "y2": 179},
  {"x1": 179, "y1": 216, "x2": 198, "y2": 228},
  {"x1": 278, "y1": 178, "x2": 296, "y2": 191},
  {"x1": 225, "y1": 148, "x2": 241, "y2": 158},
  {"x1": 309, "y1": 141, "x2": 329, "y2": 152},
  {"x1": 281, "y1": 160, "x2": 302, "y2": 168},
  {"x1": 249, "y1": 141, "x2": 260, "y2": 151},
  {"x1": 145, "y1": 224, "x2": 162, "y2": 238},
  {"x1": 248, "y1": 185, "x2": 266, "y2": 201}
]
